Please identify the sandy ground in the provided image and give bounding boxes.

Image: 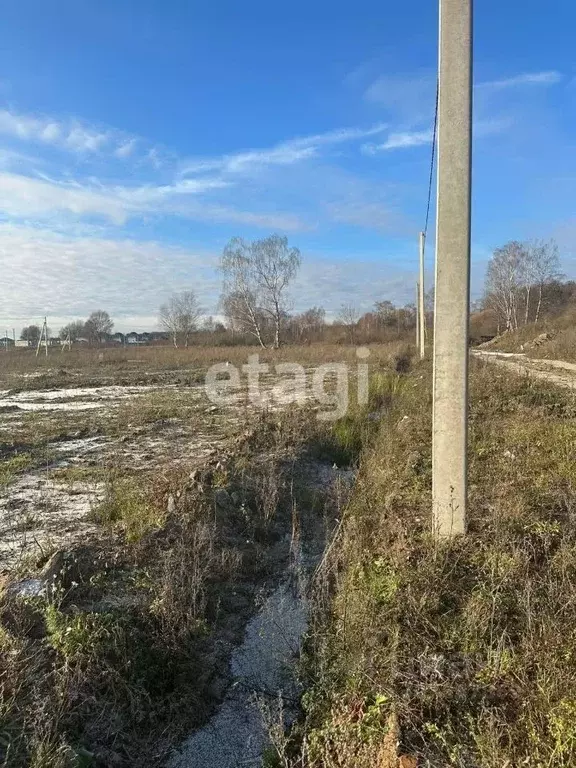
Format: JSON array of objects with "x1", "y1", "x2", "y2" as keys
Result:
[
  {"x1": 0, "y1": 385, "x2": 163, "y2": 411},
  {"x1": 0, "y1": 381, "x2": 244, "y2": 570},
  {"x1": 0, "y1": 368, "x2": 332, "y2": 571}
]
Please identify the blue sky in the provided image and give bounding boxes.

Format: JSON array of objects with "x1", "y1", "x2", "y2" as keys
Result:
[{"x1": 0, "y1": 0, "x2": 575, "y2": 332}]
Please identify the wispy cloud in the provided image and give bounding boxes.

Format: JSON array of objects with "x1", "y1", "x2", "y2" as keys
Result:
[
  {"x1": 0, "y1": 108, "x2": 113, "y2": 153},
  {"x1": 363, "y1": 71, "x2": 436, "y2": 122},
  {"x1": 114, "y1": 138, "x2": 138, "y2": 158},
  {"x1": 0, "y1": 107, "x2": 169, "y2": 164},
  {"x1": 477, "y1": 70, "x2": 562, "y2": 91},
  {"x1": 0, "y1": 169, "x2": 309, "y2": 232},
  {"x1": 0, "y1": 172, "x2": 130, "y2": 224},
  {"x1": 364, "y1": 130, "x2": 432, "y2": 153},
  {"x1": 362, "y1": 117, "x2": 512, "y2": 154},
  {"x1": 180, "y1": 123, "x2": 388, "y2": 177}
]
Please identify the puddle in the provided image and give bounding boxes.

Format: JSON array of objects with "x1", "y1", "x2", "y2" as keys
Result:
[{"x1": 167, "y1": 580, "x2": 307, "y2": 768}]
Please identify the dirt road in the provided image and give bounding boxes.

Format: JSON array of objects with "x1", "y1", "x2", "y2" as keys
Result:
[{"x1": 472, "y1": 350, "x2": 576, "y2": 389}]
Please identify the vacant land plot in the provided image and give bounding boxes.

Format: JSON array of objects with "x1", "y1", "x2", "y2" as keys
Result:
[
  {"x1": 0, "y1": 341, "x2": 407, "y2": 767},
  {"x1": 0, "y1": 343, "x2": 403, "y2": 571}
]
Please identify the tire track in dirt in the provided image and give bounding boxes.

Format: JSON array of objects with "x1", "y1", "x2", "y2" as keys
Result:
[{"x1": 472, "y1": 350, "x2": 576, "y2": 390}]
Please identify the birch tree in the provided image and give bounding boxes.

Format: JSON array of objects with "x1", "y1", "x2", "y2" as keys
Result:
[
  {"x1": 220, "y1": 235, "x2": 301, "y2": 348},
  {"x1": 337, "y1": 302, "x2": 359, "y2": 343},
  {"x1": 485, "y1": 242, "x2": 526, "y2": 332},
  {"x1": 529, "y1": 239, "x2": 562, "y2": 323},
  {"x1": 159, "y1": 291, "x2": 202, "y2": 347}
]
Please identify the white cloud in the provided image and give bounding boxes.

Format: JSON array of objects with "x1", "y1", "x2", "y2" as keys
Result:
[
  {"x1": 293, "y1": 253, "x2": 417, "y2": 313},
  {"x1": 40, "y1": 122, "x2": 61, "y2": 143},
  {"x1": 115, "y1": 138, "x2": 137, "y2": 158},
  {"x1": 180, "y1": 123, "x2": 388, "y2": 178},
  {"x1": 363, "y1": 117, "x2": 511, "y2": 154},
  {"x1": 0, "y1": 224, "x2": 220, "y2": 326},
  {"x1": 66, "y1": 125, "x2": 109, "y2": 152},
  {"x1": 0, "y1": 222, "x2": 420, "y2": 331},
  {"x1": 0, "y1": 172, "x2": 129, "y2": 224},
  {"x1": 0, "y1": 108, "x2": 114, "y2": 153},
  {"x1": 363, "y1": 71, "x2": 436, "y2": 121},
  {"x1": 364, "y1": 130, "x2": 433, "y2": 153},
  {"x1": 0, "y1": 169, "x2": 310, "y2": 232},
  {"x1": 477, "y1": 71, "x2": 562, "y2": 91}
]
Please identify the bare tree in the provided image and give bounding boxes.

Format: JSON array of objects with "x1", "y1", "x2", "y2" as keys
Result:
[
  {"x1": 529, "y1": 239, "x2": 562, "y2": 323},
  {"x1": 484, "y1": 242, "x2": 526, "y2": 332},
  {"x1": 220, "y1": 289, "x2": 267, "y2": 347},
  {"x1": 374, "y1": 300, "x2": 396, "y2": 329},
  {"x1": 292, "y1": 306, "x2": 325, "y2": 342},
  {"x1": 59, "y1": 320, "x2": 85, "y2": 342},
  {"x1": 337, "y1": 302, "x2": 359, "y2": 343},
  {"x1": 159, "y1": 291, "x2": 202, "y2": 348},
  {"x1": 84, "y1": 310, "x2": 113, "y2": 344},
  {"x1": 485, "y1": 239, "x2": 563, "y2": 330},
  {"x1": 220, "y1": 235, "x2": 301, "y2": 348}
]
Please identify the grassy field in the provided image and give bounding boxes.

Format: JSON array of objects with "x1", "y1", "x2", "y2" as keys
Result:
[
  {"x1": 0, "y1": 342, "x2": 407, "y2": 389},
  {"x1": 282, "y1": 358, "x2": 576, "y2": 767},
  {"x1": 0, "y1": 340, "x2": 409, "y2": 767},
  {"x1": 4, "y1": 340, "x2": 574, "y2": 767}
]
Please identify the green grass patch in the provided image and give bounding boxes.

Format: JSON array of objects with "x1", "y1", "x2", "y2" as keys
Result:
[
  {"x1": 0, "y1": 453, "x2": 34, "y2": 486},
  {"x1": 90, "y1": 477, "x2": 164, "y2": 542}
]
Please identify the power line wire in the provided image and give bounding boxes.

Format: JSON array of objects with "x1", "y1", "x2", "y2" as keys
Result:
[{"x1": 423, "y1": 79, "x2": 439, "y2": 241}]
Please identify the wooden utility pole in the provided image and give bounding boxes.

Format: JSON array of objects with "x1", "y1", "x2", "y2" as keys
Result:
[
  {"x1": 432, "y1": 0, "x2": 473, "y2": 537},
  {"x1": 36, "y1": 318, "x2": 49, "y2": 357},
  {"x1": 62, "y1": 331, "x2": 71, "y2": 353},
  {"x1": 419, "y1": 232, "x2": 426, "y2": 359}
]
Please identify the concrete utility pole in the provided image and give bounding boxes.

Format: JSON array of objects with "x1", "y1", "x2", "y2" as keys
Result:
[
  {"x1": 432, "y1": 0, "x2": 473, "y2": 537},
  {"x1": 416, "y1": 282, "x2": 420, "y2": 349},
  {"x1": 419, "y1": 232, "x2": 426, "y2": 359}
]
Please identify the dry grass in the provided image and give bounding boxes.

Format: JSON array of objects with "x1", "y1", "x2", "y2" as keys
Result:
[
  {"x1": 283, "y1": 360, "x2": 576, "y2": 767},
  {"x1": 0, "y1": 338, "x2": 415, "y2": 766},
  {"x1": 0, "y1": 342, "x2": 410, "y2": 390},
  {"x1": 0, "y1": 389, "x2": 331, "y2": 766},
  {"x1": 483, "y1": 305, "x2": 576, "y2": 362}
]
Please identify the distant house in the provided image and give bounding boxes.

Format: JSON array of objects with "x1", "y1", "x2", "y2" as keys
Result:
[
  {"x1": 15, "y1": 339, "x2": 31, "y2": 348},
  {"x1": 111, "y1": 332, "x2": 125, "y2": 345},
  {"x1": 126, "y1": 332, "x2": 144, "y2": 345},
  {"x1": 48, "y1": 337, "x2": 61, "y2": 346},
  {"x1": 0, "y1": 337, "x2": 14, "y2": 348},
  {"x1": 149, "y1": 332, "x2": 169, "y2": 343}
]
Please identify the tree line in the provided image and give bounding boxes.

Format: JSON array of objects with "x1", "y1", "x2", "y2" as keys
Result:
[
  {"x1": 15, "y1": 233, "x2": 427, "y2": 349},
  {"x1": 20, "y1": 311, "x2": 114, "y2": 346},
  {"x1": 158, "y1": 234, "x2": 420, "y2": 348}
]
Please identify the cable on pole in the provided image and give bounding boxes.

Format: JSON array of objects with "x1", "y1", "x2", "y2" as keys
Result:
[{"x1": 423, "y1": 78, "x2": 439, "y2": 243}]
